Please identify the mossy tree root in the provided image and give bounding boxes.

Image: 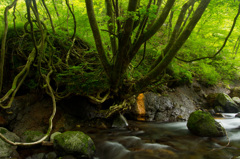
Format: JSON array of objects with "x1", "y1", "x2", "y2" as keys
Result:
[
  {"x1": 0, "y1": 49, "x2": 36, "y2": 109},
  {"x1": 0, "y1": 0, "x2": 19, "y2": 93},
  {"x1": 0, "y1": 69, "x2": 56, "y2": 146}
]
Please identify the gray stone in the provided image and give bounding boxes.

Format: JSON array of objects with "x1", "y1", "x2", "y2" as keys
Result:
[
  {"x1": 54, "y1": 131, "x2": 95, "y2": 158},
  {"x1": 0, "y1": 127, "x2": 20, "y2": 158}
]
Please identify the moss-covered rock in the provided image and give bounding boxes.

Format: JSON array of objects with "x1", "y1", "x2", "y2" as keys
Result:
[
  {"x1": 232, "y1": 97, "x2": 240, "y2": 106},
  {"x1": 217, "y1": 93, "x2": 240, "y2": 113},
  {"x1": 0, "y1": 127, "x2": 20, "y2": 158},
  {"x1": 187, "y1": 110, "x2": 226, "y2": 137},
  {"x1": 53, "y1": 131, "x2": 95, "y2": 158},
  {"x1": 22, "y1": 130, "x2": 45, "y2": 142}
]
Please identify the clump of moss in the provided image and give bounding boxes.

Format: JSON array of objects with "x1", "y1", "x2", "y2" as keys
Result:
[
  {"x1": 54, "y1": 131, "x2": 95, "y2": 158},
  {"x1": 22, "y1": 130, "x2": 44, "y2": 142},
  {"x1": 0, "y1": 128, "x2": 7, "y2": 134}
]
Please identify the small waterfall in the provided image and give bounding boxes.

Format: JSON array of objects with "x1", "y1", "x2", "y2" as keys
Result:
[
  {"x1": 221, "y1": 113, "x2": 238, "y2": 118},
  {"x1": 112, "y1": 113, "x2": 128, "y2": 128},
  {"x1": 119, "y1": 114, "x2": 128, "y2": 127}
]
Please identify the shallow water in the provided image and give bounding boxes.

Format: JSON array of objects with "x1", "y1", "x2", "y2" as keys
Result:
[
  {"x1": 19, "y1": 116, "x2": 240, "y2": 159},
  {"x1": 89, "y1": 117, "x2": 240, "y2": 159}
]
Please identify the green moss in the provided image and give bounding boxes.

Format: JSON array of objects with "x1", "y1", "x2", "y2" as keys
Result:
[
  {"x1": 23, "y1": 130, "x2": 44, "y2": 142},
  {"x1": 54, "y1": 131, "x2": 95, "y2": 157},
  {"x1": 0, "y1": 128, "x2": 7, "y2": 134}
]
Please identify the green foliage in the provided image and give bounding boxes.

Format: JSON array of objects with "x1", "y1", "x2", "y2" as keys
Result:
[
  {"x1": 56, "y1": 59, "x2": 109, "y2": 95},
  {"x1": 1, "y1": 0, "x2": 240, "y2": 97},
  {"x1": 193, "y1": 62, "x2": 221, "y2": 85},
  {"x1": 170, "y1": 61, "x2": 193, "y2": 84}
]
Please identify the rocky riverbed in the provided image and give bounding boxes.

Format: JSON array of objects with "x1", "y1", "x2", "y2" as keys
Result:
[{"x1": 1, "y1": 81, "x2": 240, "y2": 158}]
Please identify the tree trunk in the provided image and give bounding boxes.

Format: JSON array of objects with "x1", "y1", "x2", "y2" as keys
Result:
[{"x1": 134, "y1": 0, "x2": 211, "y2": 92}]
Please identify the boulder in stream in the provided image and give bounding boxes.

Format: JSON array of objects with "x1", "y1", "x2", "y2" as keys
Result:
[
  {"x1": 0, "y1": 127, "x2": 20, "y2": 158},
  {"x1": 216, "y1": 93, "x2": 240, "y2": 113},
  {"x1": 207, "y1": 93, "x2": 240, "y2": 113},
  {"x1": 53, "y1": 131, "x2": 95, "y2": 158},
  {"x1": 232, "y1": 97, "x2": 240, "y2": 106},
  {"x1": 187, "y1": 110, "x2": 226, "y2": 137}
]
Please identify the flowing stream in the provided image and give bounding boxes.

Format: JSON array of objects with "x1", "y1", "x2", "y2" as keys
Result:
[
  {"x1": 18, "y1": 115, "x2": 240, "y2": 159},
  {"x1": 88, "y1": 116, "x2": 240, "y2": 159}
]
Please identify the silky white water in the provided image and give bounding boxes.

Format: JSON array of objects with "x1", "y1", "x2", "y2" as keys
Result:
[{"x1": 91, "y1": 115, "x2": 240, "y2": 159}]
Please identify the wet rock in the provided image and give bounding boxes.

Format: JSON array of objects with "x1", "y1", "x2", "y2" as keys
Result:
[
  {"x1": 0, "y1": 127, "x2": 20, "y2": 158},
  {"x1": 96, "y1": 141, "x2": 129, "y2": 159},
  {"x1": 203, "y1": 149, "x2": 234, "y2": 159},
  {"x1": 214, "y1": 113, "x2": 224, "y2": 118},
  {"x1": 214, "y1": 106, "x2": 224, "y2": 113},
  {"x1": 235, "y1": 113, "x2": 240, "y2": 118},
  {"x1": 187, "y1": 110, "x2": 226, "y2": 137},
  {"x1": 208, "y1": 109, "x2": 215, "y2": 115},
  {"x1": 130, "y1": 88, "x2": 197, "y2": 122},
  {"x1": 116, "y1": 136, "x2": 142, "y2": 149},
  {"x1": 217, "y1": 93, "x2": 240, "y2": 113},
  {"x1": 132, "y1": 148, "x2": 178, "y2": 159},
  {"x1": 53, "y1": 131, "x2": 95, "y2": 158},
  {"x1": 22, "y1": 130, "x2": 45, "y2": 142},
  {"x1": 207, "y1": 93, "x2": 240, "y2": 113},
  {"x1": 45, "y1": 152, "x2": 57, "y2": 159},
  {"x1": 232, "y1": 97, "x2": 240, "y2": 106}
]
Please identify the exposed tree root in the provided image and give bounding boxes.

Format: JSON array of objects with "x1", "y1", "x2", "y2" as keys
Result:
[
  {"x1": 88, "y1": 90, "x2": 110, "y2": 104},
  {"x1": 0, "y1": 49, "x2": 36, "y2": 109},
  {"x1": 0, "y1": 69, "x2": 56, "y2": 146},
  {"x1": 0, "y1": 0, "x2": 19, "y2": 93},
  {"x1": 104, "y1": 97, "x2": 135, "y2": 118}
]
